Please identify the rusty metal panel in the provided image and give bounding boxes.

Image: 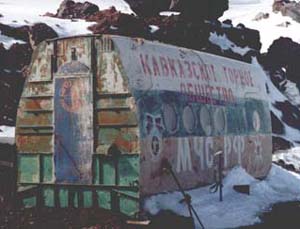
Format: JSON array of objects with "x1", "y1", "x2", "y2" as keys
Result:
[
  {"x1": 112, "y1": 36, "x2": 273, "y2": 196},
  {"x1": 19, "y1": 98, "x2": 52, "y2": 111},
  {"x1": 28, "y1": 41, "x2": 53, "y2": 82},
  {"x1": 96, "y1": 97, "x2": 134, "y2": 109},
  {"x1": 16, "y1": 135, "x2": 53, "y2": 153},
  {"x1": 22, "y1": 82, "x2": 53, "y2": 97},
  {"x1": 17, "y1": 112, "x2": 52, "y2": 126},
  {"x1": 97, "y1": 110, "x2": 137, "y2": 126},
  {"x1": 96, "y1": 127, "x2": 139, "y2": 154},
  {"x1": 56, "y1": 37, "x2": 92, "y2": 71},
  {"x1": 96, "y1": 38, "x2": 129, "y2": 94},
  {"x1": 54, "y1": 76, "x2": 93, "y2": 184}
]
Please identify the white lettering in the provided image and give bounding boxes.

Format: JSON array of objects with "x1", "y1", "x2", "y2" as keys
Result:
[
  {"x1": 205, "y1": 137, "x2": 214, "y2": 168},
  {"x1": 233, "y1": 136, "x2": 245, "y2": 165},
  {"x1": 193, "y1": 137, "x2": 205, "y2": 170},
  {"x1": 176, "y1": 138, "x2": 193, "y2": 173}
]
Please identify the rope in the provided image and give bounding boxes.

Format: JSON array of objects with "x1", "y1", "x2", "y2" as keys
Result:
[{"x1": 161, "y1": 158, "x2": 205, "y2": 229}]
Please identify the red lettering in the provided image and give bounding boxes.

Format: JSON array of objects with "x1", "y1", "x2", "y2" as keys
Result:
[
  {"x1": 152, "y1": 56, "x2": 160, "y2": 76},
  {"x1": 168, "y1": 58, "x2": 178, "y2": 78},
  {"x1": 211, "y1": 65, "x2": 217, "y2": 82},
  {"x1": 140, "y1": 54, "x2": 152, "y2": 75},
  {"x1": 178, "y1": 60, "x2": 185, "y2": 78},
  {"x1": 160, "y1": 56, "x2": 169, "y2": 76},
  {"x1": 200, "y1": 64, "x2": 209, "y2": 81},
  {"x1": 185, "y1": 61, "x2": 193, "y2": 79},
  {"x1": 192, "y1": 62, "x2": 200, "y2": 80}
]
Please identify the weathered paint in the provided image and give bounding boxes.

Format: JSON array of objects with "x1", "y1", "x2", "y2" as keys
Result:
[
  {"x1": 19, "y1": 98, "x2": 53, "y2": 111},
  {"x1": 96, "y1": 37, "x2": 129, "y2": 94},
  {"x1": 22, "y1": 82, "x2": 53, "y2": 97},
  {"x1": 56, "y1": 38, "x2": 92, "y2": 70},
  {"x1": 17, "y1": 112, "x2": 52, "y2": 126},
  {"x1": 28, "y1": 41, "x2": 53, "y2": 82},
  {"x1": 54, "y1": 76, "x2": 93, "y2": 183},
  {"x1": 97, "y1": 127, "x2": 139, "y2": 154},
  {"x1": 16, "y1": 135, "x2": 53, "y2": 153},
  {"x1": 111, "y1": 36, "x2": 272, "y2": 196},
  {"x1": 15, "y1": 35, "x2": 272, "y2": 216}
]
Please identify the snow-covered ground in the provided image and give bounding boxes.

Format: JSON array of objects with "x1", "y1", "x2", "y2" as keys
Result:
[
  {"x1": 209, "y1": 31, "x2": 252, "y2": 56},
  {"x1": 273, "y1": 147, "x2": 300, "y2": 170},
  {"x1": 144, "y1": 164, "x2": 300, "y2": 229},
  {"x1": 0, "y1": 0, "x2": 133, "y2": 48},
  {"x1": 222, "y1": 0, "x2": 300, "y2": 52},
  {"x1": 0, "y1": 126, "x2": 15, "y2": 145}
]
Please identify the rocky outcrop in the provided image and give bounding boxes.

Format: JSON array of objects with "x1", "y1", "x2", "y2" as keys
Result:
[
  {"x1": 55, "y1": 0, "x2": 99, "y2": 19},
  {"x1": 124, "y1": 0, "x2": 229, "y2": 21},
  {"x1": 0, "y1": 24, "x2": 30, "y2": 43},
  {"x1": 29, "y1": 23, "x2": 58, "y2": 48},
  {"x1": 124, "y1": 0, "x2": 171, "y2": 17},
  {"x1": 273, "y1": 0, "x2": 300, "y2": 22},
  {"x1": 87, "y1": 7, "x2": 149, "y2": 37},
  {"x1": 264, "y1": 37, "x2": 300, "y2": 83}
]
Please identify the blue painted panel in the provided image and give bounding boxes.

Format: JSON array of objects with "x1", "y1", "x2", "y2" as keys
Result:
[{"x1": 54, "y1": 77, "x2": 93, "y2": 184}]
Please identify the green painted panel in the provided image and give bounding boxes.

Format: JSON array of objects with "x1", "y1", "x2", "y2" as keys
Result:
[
  {"x1": 98, "y1": 128, "x2": 119, "y2": 145},
  {"x1": 93, "y1": 156, "x2": 100, "y2": 184},
  {"x1": 96, "y1": 97, "x2": 130, "y2": 109},
  {"x1": 97, "y1": 190, "x2": 111, "y2": 210},
  {"x1": 23, "y1": 196, "x2": 36, "y2": 208},
  {"x1": 120, "y1": 196, "x2": 138, "y2": 216},
  {"x1": 59, "y1": 189, "x2": 68, "y2": 207},
  {"x1": 83, "y1": 191, "x2": 93, "y2": 207},
  {"x1": 97, "y1": 127, "x2": 139, "y2": 154},
  {"x1": 74, "y1": 192, "x2": 78, "y2": 208},
  {"x1": 18, "y1": 155, "x2": 39, "y2": 183},
  {"x1": 102, "y1": 158, "x2": 115, "y2": 185},
  {"x1": 42, "y1": 155, "x2": 53, "y2": 182},
  {"x1": 43, "y1": 188, "x2": 55, "y2": 207},
  {"x1": 119, "y1": 155, "x2": 139, "y2": 186}
]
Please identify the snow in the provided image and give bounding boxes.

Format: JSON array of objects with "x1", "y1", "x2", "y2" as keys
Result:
[
  {"x1": 222, "y1": 0, "x2": 300, "y2": 52},
  {"x1": 149, "y1": 25, "x2": 160, "y2": 33},
  {"x1": 273, "y1": 147, "x2": 300, "y2": 170},
  {"x1": 209, "y1": 31, "x2": 252, "y2": 55},
  {"x1": 0, "y1": 33, "x2": 26, "y2": 49},
  {"x1": 0, "y1": 0, "x2": 134, "y2": 48},
  {"x1": 283, "y1": 80, "x2": 300, "y2": 106},
  {"x1": 0, "y1": 126, "x2": 15, "y2": 145},
  {"x1": 159, "y1": 11, "x2": 181, "y2": 17},
  {"x1": 264, "y1": 70, "x2": 300, "y2": 145},
  {"x1": 144, "y1": 164, "x2": 300, "y2": 229}
]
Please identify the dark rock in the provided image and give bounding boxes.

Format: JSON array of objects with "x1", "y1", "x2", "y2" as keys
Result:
[
  {"x1": 276, "y1": 21, "x2": 291, "y2": 27},
  {"x1": 273, "y1": 0, "x2": 300, "y2": 22},
  {"x1": 0, "y1": 23, "x2": 30, "y2": 42},
  {"x1": 272, "y1": 136, "x2": 294, "y2": 151},
  {"x1": 6, "y1": 43, "x2": 32, "y2": 71},
  {"x1": 170, "y1": 0, "x2": 228, "y2": 21},
  {"x1": 265, "y1": 37, "x2": 300, "y2": 82},
  {"x1": 253, "y1": 12, "x2": 270, "y2": 21},
  {"x1": 124, "y1": 0, "x2": 171, "y2": 17},
  {"x1": 0, "y1": 43, "x2": 7, "y2": 70},
  {"x1": 29, "y1": 23, "x2": 58, "y2": 47},
  {"x1": 87, "y1": 7, "x2": 149, "y2": 37},
  {"x1": 271, "y1": 112, "x2": 284, "y2": 134},
  {"x1": 0, "y1": 72, "x2": 24, "y2": 126},
  {"x1": 222, "y1": 19, "x2": 233, "y2": 27},
  {"x1": 225, "y1": 27, "x2": 261, "y2": 50},
  {"x1": 55, "y1": 0, "x2": 99, "y2": 19},
  {"x1": 124, "y1": 0, "x2": 228, "y2": 21},
  {"x1": 274, "y1": 100, "x2": 300, "y2": 130}
]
